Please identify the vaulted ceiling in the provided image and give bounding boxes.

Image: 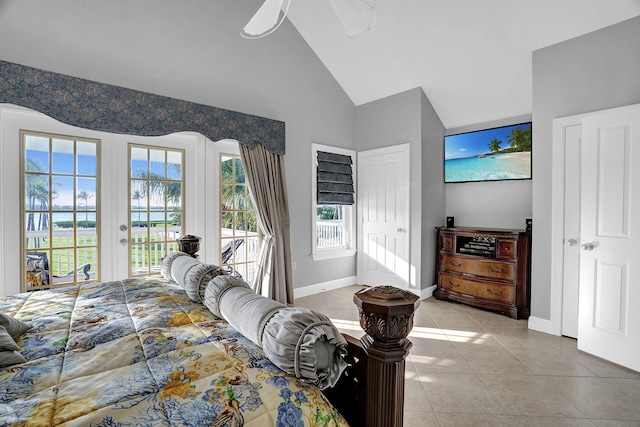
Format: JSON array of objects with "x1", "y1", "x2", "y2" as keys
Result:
[{"x1": 285, "y1": 0, "x2": 640, "y2": 128}]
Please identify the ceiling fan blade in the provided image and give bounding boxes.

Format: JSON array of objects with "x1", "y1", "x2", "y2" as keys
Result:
[
  {"x1": 328, "y1": 0, "x2": 377, "y2": 38},
  {"x1": 241, "y1": 0, "x2": 291, "y2": 39}
]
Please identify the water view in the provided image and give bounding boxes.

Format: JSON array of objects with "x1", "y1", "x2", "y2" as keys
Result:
[{"x1": 445, "y1": 151, "x2": 531, "y2": 183}]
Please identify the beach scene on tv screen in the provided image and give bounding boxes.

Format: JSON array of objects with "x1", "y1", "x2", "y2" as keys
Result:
[{"x1": 444, "y1": 123, "x2": 532, "y2": 183}]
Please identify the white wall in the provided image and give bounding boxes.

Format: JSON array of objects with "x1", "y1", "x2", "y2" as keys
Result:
[
  {"x1": 531, "y1": 16, "x2": 640, "y2": 320},
  {"x1": 0, "y1": 0, "x2": 358, "y2": 292}
]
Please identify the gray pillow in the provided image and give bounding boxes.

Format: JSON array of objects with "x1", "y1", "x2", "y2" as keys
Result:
[
  {"x1": 261, "y1": 307, "x2": 349, "y2": 390},
  {"x1": 160, "y1": 251, "x2": 191, "y2": 280},
  {"x1": 0, "y1": 325, "x2": 26, "y2": 368},
  {"x1": 0, "y1": 312, "x2": 30, "y2": 339},
  {"x1": 205, "y1": 276, "x2": 348, "y2": 390},
  {"x1": 0, "y1": 325, "x2": 19, "y2": 351},
  {"x1": 203, "y1": 275, "x2": 255, "y2": 319},
  {"x1": 169, "y1": 256, "x2": 227, "y2": 303}
]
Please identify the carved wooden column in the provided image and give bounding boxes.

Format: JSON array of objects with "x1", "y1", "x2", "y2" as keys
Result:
[{"x1": 354, "y1": 285, "x2": 420, "y2": 427}]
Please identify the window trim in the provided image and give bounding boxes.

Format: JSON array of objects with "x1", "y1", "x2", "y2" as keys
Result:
[{"x1": 311, "y1": 143, "x2": 357, "y2": 261}]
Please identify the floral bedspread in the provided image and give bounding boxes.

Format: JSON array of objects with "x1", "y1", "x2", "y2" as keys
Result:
[{"x1": 0, "y1": 276, "x2": 348, "y2": 426}]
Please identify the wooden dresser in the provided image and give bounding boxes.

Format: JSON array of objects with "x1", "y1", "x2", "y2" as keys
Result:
[{"x1": 434, "y1": 226, "x2": 531, "y2": 319}]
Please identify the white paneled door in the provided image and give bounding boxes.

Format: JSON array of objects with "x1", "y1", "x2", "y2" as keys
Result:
[
  {"x1": 561, "y1": 123, "x2": 582, "y2": 339},
  {"x1": 358, "y1": 144, "x2": 410, "y2": 289},
  {"x1": 578, "y1": 103, "x2": 640, "y2": 372}
]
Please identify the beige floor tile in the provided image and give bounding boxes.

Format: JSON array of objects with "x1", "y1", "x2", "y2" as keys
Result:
[
  {"x1": 420, "y1": 373, "x2": 507, "y2": 414},
  {"x1": 404, "y1": 411, "x2": 440, "y2": 427},
  {"x1": 480, "y1": 375, "x2": 583, "y2": 417},
  {"x1": 512, "y1": 416, "x2": 597, "y2": 426},
  {"x1": 409, "y1": 342, "x2": 475, "y2": 374},
  {"x1": 574, "y1": 353, "x2": 640, "y2": 379},
  {"x1": 591, "y1": 420, "x2": 640, "y2": 426},
  {"x1": 306, "y1": 287, "x2": 640, "y2": 426},
  {"x1": 459, "y1": 346, "x2": 534, "y2": 375},
  {"x1": 606, "y1": 378, "x2": 640, "y2": 404},
  {"x1": 404, "y1": 370, "x2": 433, "y2": 412},
  {"x1": 437, "y1": 413, "x2": 518, "y2": 426},
  {"x1": 546, "y1": 376, "x2": 640, "y2": 421}
]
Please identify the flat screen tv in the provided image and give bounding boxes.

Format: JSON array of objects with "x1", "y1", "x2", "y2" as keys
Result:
[{"x1": 444, "y1": 122, "x2": 532, "y2": 183}]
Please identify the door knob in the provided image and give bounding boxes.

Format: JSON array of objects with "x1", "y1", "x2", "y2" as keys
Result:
[
  {"x1": 397, "y1": 227, "x2": 405, "y2": 232},
  {"x1": 567, "y1": 238, "x2": 578, "y2": 246},
  {"x1": 119, "y1": 224, "x2": 128, "y2": 231},
  {"x1": 120, "y1": 239, "x2": 128, "y2": 246},
  {"x1": 581, "y1": 242, "x2": 594, "y2": 251}
]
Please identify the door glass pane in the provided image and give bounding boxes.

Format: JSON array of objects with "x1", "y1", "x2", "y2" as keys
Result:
[
  {"x1": 25, "y1": 135, "x2": 49, "y2": 173},
  {"x1": 129, "y1": 144, "x2": 184, "y2": 277},
  {"x1": 131, "y1": 147, "x2": 148, "y2": 178},
  {"x1": 52, "y1": 138, "x2": 74, "y2": 175},
  {"x1": 52, "y1": 176, "x2": 73, "y2": 210},
  {"x1": 219, "y1": 153, "x2": 259, "y2": 284},
  {"x1": 167, "y1": 151, "x2": 182, "y2": 180},
  {"x1": 77, "y1": 141, "x2": 97, "y2": 176},
  {"x1": 149, "y1": 149, "x2": 166, "y2": 179},
  {"x1": 21, "y1": 132, "x2": 99, "y2": 291}
]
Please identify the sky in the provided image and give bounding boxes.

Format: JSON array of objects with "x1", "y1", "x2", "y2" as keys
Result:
[{"x1": 444, "y1": 122, "x2": 531, "y2": 160}]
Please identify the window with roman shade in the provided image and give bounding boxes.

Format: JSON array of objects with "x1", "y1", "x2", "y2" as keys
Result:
[
  {"x1": 316, "y1": 151, "x2": 354, "y2": 205},
  {"x1": 312, "y1": 144, "x2": 356, "y2": 259}
]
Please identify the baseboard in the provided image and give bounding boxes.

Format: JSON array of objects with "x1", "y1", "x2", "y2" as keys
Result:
[
  {"x1": 527, "y1": 316, "x2": 554, "y2": 334},
  {"x1": 295, "y1": 279, "x2": 437, "y2": 301},
  {"x1": 294, "y1": 276, "x2": 358, "y2": 299},
  {"x1": 411, "y1": 284, "x2": 437, "y2": 300}
]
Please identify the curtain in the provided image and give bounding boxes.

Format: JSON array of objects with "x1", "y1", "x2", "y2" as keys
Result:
[{"x1": 239, "y1": 142, "x2": 294, "y2": 305}]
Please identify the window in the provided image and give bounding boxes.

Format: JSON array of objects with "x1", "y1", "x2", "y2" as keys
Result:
[
  {"x1": 312, "y1": 143, "x2": 356, "y2": 260},
  {"x1": 220, "y1": 153, "x2": 260, "y2": 283},
  {"x1": 129, "y1": 144, "x2": 184, "y2": 276},
  {"x1": 21, "y1": 131, "x2": 100, "y2": 291}
]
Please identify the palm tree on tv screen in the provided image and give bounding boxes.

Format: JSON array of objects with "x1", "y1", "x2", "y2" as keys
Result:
[
  {"x1": 488, "y1": 138, "x2": 502, "y2": 153},
  {"x1": 507, "y1": 125, "x2": 532, "y2": 151}
]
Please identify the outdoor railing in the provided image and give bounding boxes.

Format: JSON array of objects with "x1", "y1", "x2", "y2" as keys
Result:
[{"x1": 316, "y1": 220, "x2": 344, "y2": 249}]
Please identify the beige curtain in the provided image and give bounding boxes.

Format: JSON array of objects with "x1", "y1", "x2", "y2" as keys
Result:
[{"x1": 239, "y1": 142, "x2": 294, "y2": 305}]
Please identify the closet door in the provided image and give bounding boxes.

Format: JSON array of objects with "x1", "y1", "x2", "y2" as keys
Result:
[
  {"x1": 357, "y1": 144, "x2": 410, "y2": 290},
  {"x1": 577, "y1": 103, "x2": 640, "y2": 372}
]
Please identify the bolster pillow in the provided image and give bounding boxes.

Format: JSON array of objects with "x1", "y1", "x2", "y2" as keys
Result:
[
  {"x1": 160, "y1": 252, "x2": 190, "y2": 280},
  {"x1": 204, "y1": 276, "x2": 348, "y2": 390},
  {"x1": 162, "y1": 253, "x2": 227, "y2": 303}
]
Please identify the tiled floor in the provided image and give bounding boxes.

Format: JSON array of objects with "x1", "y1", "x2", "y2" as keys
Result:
[{"x1": 296, "y1": 285, "x2": 640, "y2": 427}]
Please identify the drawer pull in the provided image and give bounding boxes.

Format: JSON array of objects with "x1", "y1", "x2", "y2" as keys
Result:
[
  {"x1": 487, "y1": 266, "x2": 504, "y2": 273},
  {"x1": 486, "y1": 288, "x2": 503, "y2": 296},
  {"x1": 449, "y1": 261, "x2": 462, "y2": 268},
  {"x1": 447, "y1": 280, "x2": 460, "y2": 288}
]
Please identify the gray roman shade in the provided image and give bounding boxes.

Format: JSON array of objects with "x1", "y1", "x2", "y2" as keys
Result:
[{"x1": 316, "y1": 151, "x2": 354, "y2": 205}]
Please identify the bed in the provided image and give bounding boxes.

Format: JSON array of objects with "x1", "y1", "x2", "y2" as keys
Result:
[{"x1": 0, "y1": 254, "x2": 419, "y2": 427}]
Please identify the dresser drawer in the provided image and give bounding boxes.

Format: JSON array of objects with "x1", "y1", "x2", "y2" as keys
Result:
[
  {"x1": 441, "y1": 234, "x2": 455, "y2": 252},
  {"x1": 441, "y1": 254, "x2": 515, "y2": 281},
  {"x1": 496, "y1": 239, "x2": 517, "y2": 259},
  {"x1": 439, "y1": 273, "x2": 514, "y2": 304}
]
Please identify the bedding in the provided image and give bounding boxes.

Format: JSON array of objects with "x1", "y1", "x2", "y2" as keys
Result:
[{"x1": 0, "y1": 276, "x2": 349, "y2": 426}]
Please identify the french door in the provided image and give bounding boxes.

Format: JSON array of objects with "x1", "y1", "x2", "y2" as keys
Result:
[
  {"x1": 5, "y1": 112, "x2": 201, "y2": 293},
  {"x1": 108, "y1": 133, "x2": 199, "y2": 281}
]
